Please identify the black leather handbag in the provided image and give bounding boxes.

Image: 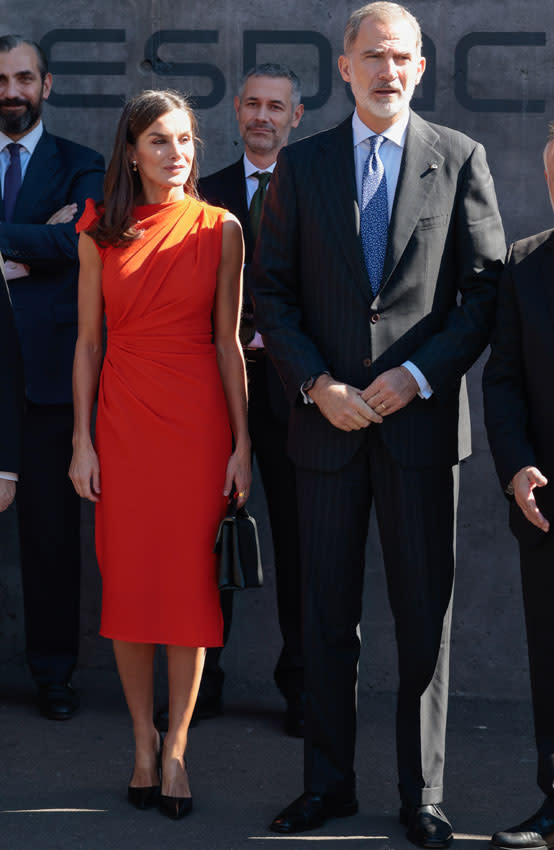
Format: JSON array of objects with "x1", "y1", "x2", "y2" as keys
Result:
[{"x1": 214, "y1": 499, "x2": 263, "y2": 591}]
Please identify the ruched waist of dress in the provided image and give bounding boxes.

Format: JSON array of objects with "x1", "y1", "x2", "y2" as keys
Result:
[{"x1": 106, "y1": 331, "x2": 216, "y2": 358}]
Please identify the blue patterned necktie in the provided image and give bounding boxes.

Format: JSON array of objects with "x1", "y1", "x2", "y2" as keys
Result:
[
  {"x1": 3, "y1": 143, "x2": 22, "y2": 222},
  {"x1": 361, "y1": 135, "x2": 388, "y2": 296}
]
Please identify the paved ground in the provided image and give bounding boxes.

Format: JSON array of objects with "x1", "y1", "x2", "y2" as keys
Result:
[{"x1": 0, "y1": 663, "x2": 542, "y2": 850}]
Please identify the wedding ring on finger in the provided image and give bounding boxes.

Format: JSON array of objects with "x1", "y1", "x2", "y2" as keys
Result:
[
  {"x1": 238, "y1": 490, "x2": 247, "y2": 498},
  {"x1": 379, "y1": 402, "x2": 387, "y2": 411}
]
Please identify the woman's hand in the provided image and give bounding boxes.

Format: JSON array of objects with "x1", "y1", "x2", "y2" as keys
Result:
[
  {"x1": 69, "y1": 441, "x2": 101, "y2": 502},
  {"x1": 223, "y1": 443, "x2": 251, "y2": 508}
]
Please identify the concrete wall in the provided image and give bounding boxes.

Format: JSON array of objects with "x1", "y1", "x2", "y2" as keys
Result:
[{"x1": 1, "y1": 0, "x2": 553, "y2": 700}]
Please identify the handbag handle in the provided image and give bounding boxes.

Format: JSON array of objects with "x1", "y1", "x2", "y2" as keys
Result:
[{"x1": 225, "y1": 492, "x2": 251, "y2": 521}]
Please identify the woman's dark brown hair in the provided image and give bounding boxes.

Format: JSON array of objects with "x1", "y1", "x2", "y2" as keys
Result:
[{"x1": 91, "y1": 89, "x2": 199, "y2": 246}]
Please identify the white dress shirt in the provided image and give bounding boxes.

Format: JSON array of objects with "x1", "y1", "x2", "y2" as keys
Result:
[
  {"x1": 243, "y1": 154, "x2": 276, "y2": 349},
  {"x1": 352, "y1": 109, "x2": 432, "y2": 399},
  {"x1": 0, "y1": 120, "x2": 44, "y2": 194},
  {"x1": 0, "y1": 126, "x2": 42, "y2": 481}
]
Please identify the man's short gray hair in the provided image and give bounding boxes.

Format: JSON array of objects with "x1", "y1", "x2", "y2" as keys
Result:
[
  {"x1": 343, "y1": 2, "x2": 422, "y2": 56},
  {"x1": 238, "y1": 63, "x2": 302, "y2": 110}
]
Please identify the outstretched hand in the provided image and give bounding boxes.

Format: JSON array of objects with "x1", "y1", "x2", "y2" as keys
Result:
[{"x1": 512, "y1": 466, "x2": 550, "y2": 532}]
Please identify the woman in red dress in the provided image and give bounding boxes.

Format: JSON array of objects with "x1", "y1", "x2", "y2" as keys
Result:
[{"x1": 69, "y1": 90, "x2": 250, "y2": 818}]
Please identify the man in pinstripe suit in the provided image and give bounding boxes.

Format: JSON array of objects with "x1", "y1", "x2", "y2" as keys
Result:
[{"x1": 251, "y1": 2, "x2": 505, "y2": 845}]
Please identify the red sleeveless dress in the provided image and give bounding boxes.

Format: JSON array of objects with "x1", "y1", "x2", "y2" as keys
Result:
[{"x1": 77, "y1": 197, "x2": 230, "y2": 646}]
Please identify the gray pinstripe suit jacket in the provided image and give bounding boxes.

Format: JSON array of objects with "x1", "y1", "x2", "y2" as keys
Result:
[{"x1": 251, "y1": 110, "x2": 506, "y2": 472}]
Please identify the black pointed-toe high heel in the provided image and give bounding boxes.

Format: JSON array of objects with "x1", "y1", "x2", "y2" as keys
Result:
[
  {"x1": 128, "y1": 783, "x2": 161, "y2": 810},
  {"x1": 158, "y1": 792, "x2": 192, "y2": 820},
  {"x1": 159, "y1": 756, "x2": 192, "y2": 820},
  {"x1": 128, "y1": 734, "x2": 162, "y2": 810}
]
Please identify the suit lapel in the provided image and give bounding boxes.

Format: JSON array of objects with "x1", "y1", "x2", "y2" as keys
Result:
[
  {"x1": 540, "y1": 233, "x2": 554, "y2": 329},
  {"x1": 380, "y1": 111, "x2": 444, "y2": 290},
  {"x1": 317, "y1": 116, "x2": 372, "y2": 304},
  {"x1": 12, "y1": 131, "x2": 61, "y2": 221},
  {"x1": 228, "y1": 157, "x2": 249, "y2": 228},
  {"x1": 225, "y1": 157, "x2": 254, "y2": 260}
]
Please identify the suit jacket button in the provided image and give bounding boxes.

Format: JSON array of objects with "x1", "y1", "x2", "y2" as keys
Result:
[
  {"x1": 363, "y1": 357, "x2": 372, "y2": 367},
  {"x1": 370, "y1": 312, "x2": 380, "y2": 324}
]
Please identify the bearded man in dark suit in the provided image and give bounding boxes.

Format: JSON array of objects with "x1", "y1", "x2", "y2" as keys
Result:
[
  {"x1": 483, "y1": 124, "x2": 554, "y2": 850},
  {"x1": 0, "y1": 35, "x2": 104, "y2": 720},
  {"x1": 0, "y1": 253, "x2": 23, "y2": 511},
  {"x1": 252, "y1": 2, "x2": 505, "y2": 844},
  {"x1": 197, "y1": 64, "x2": 305, "y2": 736}
]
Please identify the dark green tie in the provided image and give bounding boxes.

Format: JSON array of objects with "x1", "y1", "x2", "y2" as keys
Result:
[{"x1": 249, "y1": 171, "x2": 271, "y2": 238}]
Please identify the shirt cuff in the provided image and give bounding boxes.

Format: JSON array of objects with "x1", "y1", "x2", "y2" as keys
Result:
[
  {"x1": 300, "y1": 371, "x2": 330, "y2": 405},
  {"x1": 246, "y1": 331, "x2": 264, "y2": 349},
  {"x1": 0, "y1": 471, "x2": 18, "y2": 481},
  {"x1": 300, "y1": 380, "x2": 315, "y2": 405},
  {"x1": 403, "y1": 361, "x2": 433, "y2": 399}
]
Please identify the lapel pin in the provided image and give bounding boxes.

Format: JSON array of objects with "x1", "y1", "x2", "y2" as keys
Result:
[{"x1": 428, "y1": 162, "x2": 438, "y2": 170}]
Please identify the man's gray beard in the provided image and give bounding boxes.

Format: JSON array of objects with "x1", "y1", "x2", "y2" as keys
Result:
[
  {"x1": 366, "y1": 91, "x2": 411, "y2": 120},
  {"x1": 0, "y1": 100, "x2": 42, "y2": 136},
  {"x1": 244, "y1": 129, "x2": 279, "y2": 157}
]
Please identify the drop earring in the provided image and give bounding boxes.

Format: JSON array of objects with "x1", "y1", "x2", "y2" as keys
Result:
[{"x1": 131, "y1": 160, "x2": 138, "y2": 172}]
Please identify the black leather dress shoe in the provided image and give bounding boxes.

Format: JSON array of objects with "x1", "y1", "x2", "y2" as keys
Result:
[
  {"x1": 37, "y1": 684, "x2": 79, "y2": 721},
  {"x1": 270, "y1": 791, "x2": 359, "y2": 834},
  {"x1": 400, "y1": 804, "x2": 453, "y2": 848},
  {"x1": 491, "y1": 797, "x2": 554, "y2": 849},
  {"x1": 284, "y1": 694, "x2": 305, "y2": 738}
]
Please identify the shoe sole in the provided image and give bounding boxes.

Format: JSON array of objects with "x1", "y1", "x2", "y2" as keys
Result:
[
  {"x1": 400, "y1": 807, "x2": 453, "y2": 849},
  {"x1": 405, "y1": 824, "x2": 453, "y2": 849},
  {"x1": 491, "y1": 845, "x2": 548, "y2": 850},
  {"x1": 41, "y1": 710, "x2": 77, "y2": 721},
  {"x1": 270, "y1": 817, "x2": 326, "y2": 834},
  {"x1": 407, "y1": 835, "x2": 452, "y2": 850},
  {"x1": 269, "y1": 801, "x2": 359, "y2": 834},
  {"x1": 333, "y1": 801, "x2": 359, "y2": 818}
]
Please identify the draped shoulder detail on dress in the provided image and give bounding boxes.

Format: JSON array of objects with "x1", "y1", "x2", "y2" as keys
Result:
[
  {"x1": 76, "y1": 197, "x2": 102, "y2": 233},
  {"x1": 193, "y1": 199, "x2": 228, "y2": 269}
]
